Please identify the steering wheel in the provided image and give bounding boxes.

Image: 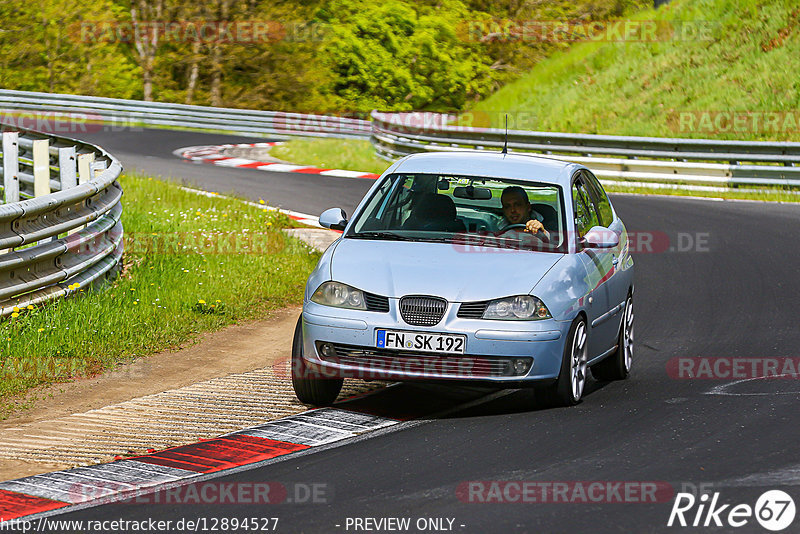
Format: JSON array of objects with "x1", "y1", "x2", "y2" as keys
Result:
[{"x1": 497, "y1": 223, "x2": 548, "y2": 242}]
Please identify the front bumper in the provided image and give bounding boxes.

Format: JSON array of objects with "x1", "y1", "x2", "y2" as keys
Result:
[{"x1": 301, "y1": 300, "x2": 569, "y2": 386}]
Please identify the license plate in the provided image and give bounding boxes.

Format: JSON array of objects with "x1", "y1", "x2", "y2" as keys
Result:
[{"x1": 376, "y1": 329, "x2": 466, "y2": 355}]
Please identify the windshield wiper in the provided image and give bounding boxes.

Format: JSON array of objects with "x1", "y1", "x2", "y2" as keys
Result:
[
  {"x1": 416, "y1": 236, "x2": 457, "y2": 243},
  {"x1": 348, "y1": 231, "x2": 416, "y2": 241}
]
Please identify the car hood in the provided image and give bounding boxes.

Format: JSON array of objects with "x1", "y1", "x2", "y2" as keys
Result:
[{"x1": 330, "y1": 238, "x2": 564, "y2": 302}]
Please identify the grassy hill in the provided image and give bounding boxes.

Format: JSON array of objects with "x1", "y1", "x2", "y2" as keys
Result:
[
  {"x1": 270, "y1": 0, "x2": 800, "y2": 200},
  {"x1": 469, "y1": 0, "x2": 800, "y2": 141}
]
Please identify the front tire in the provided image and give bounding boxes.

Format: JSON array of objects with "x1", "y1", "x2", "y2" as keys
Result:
[
  {"x1": 536, "y1": 316, "x2": 588, "y2": 407},
  {"x1": 291, "y1": 316, "x2": 343, "y2": 406},
  {"x1": 591, "y1": 294, "x2": 634, "y2": 381}
]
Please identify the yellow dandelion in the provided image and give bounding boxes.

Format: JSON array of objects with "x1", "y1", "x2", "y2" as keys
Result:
[
  {"x1": 26, "y1": 305, "x2": 33, "y2": 310},
  {"x1": 259, "y1": 199, "x2": 265, "y2": 205},
  {"x1": 215, "y1": 300, "x2": 221, "y2": 303},
  {"x1": 38, "y1": 328, "x2": 44, "y2": 332},
  {"x1": 12, "y1": 306, "x2": 19, "y2": 313},
  {"x1": 11, "y1": 313, "x2": 19, "y2": 318},
  {"x1": 198, "y1": 300, "x2": 206, "y2": 304}
]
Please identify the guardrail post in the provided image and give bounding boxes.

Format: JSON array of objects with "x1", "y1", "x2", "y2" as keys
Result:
[
  {"x1": 2, "y1": 132, "x2": 19, "y2": 204},
  {"x1": 58, "y1": 147, "x2": 77, "y2": 190},
  {"x1": 77, "y1": 152, "x2": 94, "y2": 184},
  {"x1": 91, "y1": 160, "x2": 107, "y2": 178},
  {"x1": 33, "y1": 139, "x2": 50, "y2": 197},
  {"x1": 60, "y1": 146, "x2": 79, "y2": 236},
  {"x1": 0, "y1": 124, "x2": 124, "y2": 316}
]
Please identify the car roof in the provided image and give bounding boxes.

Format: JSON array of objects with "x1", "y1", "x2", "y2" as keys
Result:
[{"x1": 391, "y1": 151, "x2": 582, "y2": 188}]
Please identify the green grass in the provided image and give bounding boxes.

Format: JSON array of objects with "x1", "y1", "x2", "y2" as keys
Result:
[
  {"x1": 263, "y1": 0, "x2": 800, "y2": 203},
  {"x1": 469, "y1": 0, "x2": 800, "y2": 141},
  {"x1": 270, "y1": 138, "x2": 390, "y2": 176},
  {"x1": 265, "y1": 0, "x2": 800, "y2": 203},
  {"x1": 0, "y1": 174, "x2": 320, "y2": 417},
  {"x1": 604, "y1": 184, "x2": 800, "y2": 202}
]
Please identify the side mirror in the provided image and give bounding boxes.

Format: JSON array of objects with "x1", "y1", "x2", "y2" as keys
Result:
[
  {"x1": 581, "y1": 226, "x2": 619, "y2": 249},
  {"x1": 319, "y1": 207, "x2": 348, "y2": 231}
]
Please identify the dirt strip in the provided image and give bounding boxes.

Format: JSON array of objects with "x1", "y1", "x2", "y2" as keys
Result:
[
  {"x1": 0, "y1": 305, "x2": 382, "y2": 482},
  {"x1": 0, "y1": 307, "x2": 300, "y2": 481}
]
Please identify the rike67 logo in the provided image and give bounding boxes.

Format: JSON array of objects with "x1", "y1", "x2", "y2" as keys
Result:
[{"x1": 668, "y1": 490, "x2": 796, "y2": 531}]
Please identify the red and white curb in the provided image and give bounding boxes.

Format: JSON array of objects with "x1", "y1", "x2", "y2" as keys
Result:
[
  {"x1": 175, "y1": 143, "x2": 380, "y2": 180},
  {"x1": 0, "y1": 408, "x2": 399, "y2": 521}
]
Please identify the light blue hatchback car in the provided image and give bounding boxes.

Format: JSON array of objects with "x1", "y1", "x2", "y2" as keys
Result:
[{"x1": 292, "y1": 152, "x2": 634, "y2": 407}]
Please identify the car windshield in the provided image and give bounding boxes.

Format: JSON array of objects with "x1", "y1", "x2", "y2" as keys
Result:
[{"x1": 348, "y1": 173, "x2": 566, "y2": 252}]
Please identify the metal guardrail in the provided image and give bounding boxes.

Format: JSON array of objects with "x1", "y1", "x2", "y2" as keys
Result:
[
  {"x1": 0, "y1": 127, "x2": 123, "y2": 316},
  {"x1": 4, "y1": 89, "x2": 798, "y2": 188},
  {"x1": 370, "y1": 111, "x2": 800, "y2": 188},
  {"x1": 0, "y1": 89, "x2": 371, "y2": 139}
]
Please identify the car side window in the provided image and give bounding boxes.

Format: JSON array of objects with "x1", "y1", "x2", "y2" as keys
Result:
[
  {"x1": 572, "y1": 178, "x2": 598, "y2": 237},
  {"x1": 582, "y1": 171, "x2": 613, "y2": 227},
  {"x1": 353, "y1": 175, "x2": 407, "y2": 231}
]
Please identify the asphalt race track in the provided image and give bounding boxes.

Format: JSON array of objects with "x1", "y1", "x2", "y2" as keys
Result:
[
  {"x1": 51, "y1": 130, "x2": 800, "y2": 532},
  {"x1": 75, "y1": 128, "x2": 375, "y2": 216}
]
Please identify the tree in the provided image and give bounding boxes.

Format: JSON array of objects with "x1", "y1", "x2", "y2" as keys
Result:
[{"x1": 0, "y1": 0, "x2": 139, "y2": 97}]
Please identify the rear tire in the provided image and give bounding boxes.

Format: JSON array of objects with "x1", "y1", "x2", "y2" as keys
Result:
[
  {"x1": 535, "y1": 316, "x2": 588, "y2": 407},
  {"x1": 291, "y1": 316, "x2": 343, "y2": 406},
  {"x1": 591, "y1": 294, "x2": 634, "y2": 381}
]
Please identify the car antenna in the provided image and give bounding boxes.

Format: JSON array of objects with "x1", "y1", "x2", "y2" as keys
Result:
[{"x1": 501, "y1": 114, "x2": 508, "y2": 155}]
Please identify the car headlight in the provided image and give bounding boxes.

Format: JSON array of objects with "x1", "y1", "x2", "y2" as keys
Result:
[
  {"x1": 483, "y1": 295, "x2": 551, "y2": 320},
  {"x1": 311, "y1": 281, "x2": 366, "y2": 310}
]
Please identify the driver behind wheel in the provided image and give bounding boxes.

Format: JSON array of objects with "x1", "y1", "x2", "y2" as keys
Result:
[{"x1": 500, "y1": 186, "x2": 550, "y2": 240}]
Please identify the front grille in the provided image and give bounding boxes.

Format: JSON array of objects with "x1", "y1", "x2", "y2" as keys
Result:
[
  {"x1": 319, "y1": 343, "x2": 532, "y2": 378},
  {"x1": 364, "y1": 292, "x2": 390, "y2": 312},
  {"x1": 399, "y1": 295, "x2": 447, "y2": 326},
  {"x1": 457, "y1": 301, "x2": 489, "y2": 319}
]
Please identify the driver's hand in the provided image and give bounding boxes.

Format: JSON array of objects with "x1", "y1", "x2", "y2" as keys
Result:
[{"x1": 525, "y1": 219, "x2": 546, "y2": 235}]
